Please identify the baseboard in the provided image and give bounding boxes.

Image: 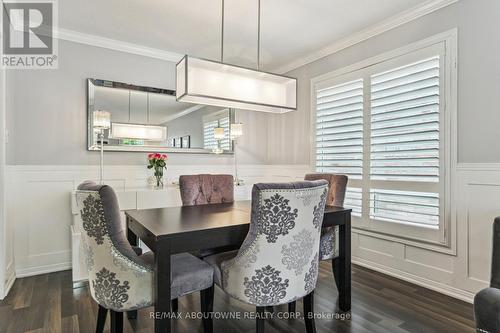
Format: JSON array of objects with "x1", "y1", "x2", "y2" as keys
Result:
[
  {"x1": 0, "y1": 260, "x2": 16, "y2": 300},
  {"x1": 3, "y1": 268, "x2": 16, "y2": 299},
  {"x1": 15, "y1": 261, "x2": 71, "y2": 278},
  {"x1": 73, "y1": 279, "x2": 88, "y2": 289},
  {"x1": 353, "y1": 257, "x2": 475, "y2": 303}
]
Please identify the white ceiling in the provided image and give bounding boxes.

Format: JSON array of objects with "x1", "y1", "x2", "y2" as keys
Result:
[{"x1": 60, "y1": 0, "x2": 430, "y2": 71}]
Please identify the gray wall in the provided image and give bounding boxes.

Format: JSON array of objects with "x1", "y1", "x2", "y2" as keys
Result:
[
  {"x1": 269, "y1": 0, "x2": 500, "y2": 164},
  {"x1": 5, "y1": 39, "x2": 271, "y2": 165}
]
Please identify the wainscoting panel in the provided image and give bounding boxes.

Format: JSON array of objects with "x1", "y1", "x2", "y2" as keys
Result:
[
  {"x1": 453, "y1": 166, "x2": 500, "y2": 293},
  {"x1": 5, "y1": 163, "x2": 500, "y2": 303},
  {"x1": 404, "y1": 246, "x2": 454, "y2": 274}
]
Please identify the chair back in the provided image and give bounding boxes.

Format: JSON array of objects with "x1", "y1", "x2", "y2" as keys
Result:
[
  {"x1": 221, "y1": 180, "x2": 328, "y2": 306},
  {"x1": 491, "y1": 217, "x2": 500, "y2": 288},
  {"x1": 179, "y1": 174, "x2": 234, "y2": 206},
  {"x1": 75, "y1": 181, "x2": 153, "y2": 311},
  {"x1": 305, "y1": 173, "x2": 348, "y2": 206}
]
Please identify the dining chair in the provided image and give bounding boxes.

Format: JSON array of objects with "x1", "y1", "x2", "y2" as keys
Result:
[
  {"x1": 179, "y1": 174, "x2": 237, "y2": 254},
  {"x1": 179, "y1": 174, "x2": 234, "y2": 206},
  {"x1": 204, "y1": 180, "x2": 329, "y2": 333},
  {"x1": 75, "y1": 181, "x2": 215, "y2": 333},
  {"x1": 286, "y1": 173, "x2": 348, "y2": 312},
  {"x1": 474, "y1": 216, "x2": 500, "y2": 332},
  {"x1": 173, "y1": 174, "x2": 235, "y2": 312}
]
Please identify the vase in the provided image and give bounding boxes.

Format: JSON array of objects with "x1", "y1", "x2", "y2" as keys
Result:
[{"x1": 154, "y1": 166, "x2": 164, "y2": 189}]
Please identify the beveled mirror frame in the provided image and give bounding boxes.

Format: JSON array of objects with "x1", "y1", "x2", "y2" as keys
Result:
[{"x1": 87, "y1": 78, "x2": 235, "y2": 154}]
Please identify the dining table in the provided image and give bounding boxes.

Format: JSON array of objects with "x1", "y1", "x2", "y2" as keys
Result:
[{"x1": 125, "y1": 200, "x2": 352, "y2": 333}]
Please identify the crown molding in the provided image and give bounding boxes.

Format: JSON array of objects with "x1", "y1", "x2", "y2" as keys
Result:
[
  {"x1": 2, "y1": 5, "x2": 184, "y2": 63},
  {"x1": 4, "y1": 0, "x2": 458, "y2": 69},
  {"x1": 272, "y1": 0, "x2": 460, "y2": 74},
  {"x1": 54, "y1": 28, "x2": 184, "y2": 62}
]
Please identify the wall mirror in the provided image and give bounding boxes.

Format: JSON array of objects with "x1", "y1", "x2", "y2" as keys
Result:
[{"x1": 87, "y1": 78, "x2": 235, "y2": 154}]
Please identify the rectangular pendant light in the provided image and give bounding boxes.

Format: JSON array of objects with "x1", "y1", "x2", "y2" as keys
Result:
[
  {"x1": 176, "y1": 56, "x2": 297, "y2": 113},
  {"x1": 110, "y1": 123, "x2": 167, "y2": 141}
]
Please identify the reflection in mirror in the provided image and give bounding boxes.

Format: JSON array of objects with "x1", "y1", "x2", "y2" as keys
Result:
[{"x1": 87, "y1": 79, "x2": 234, "y2": 154}]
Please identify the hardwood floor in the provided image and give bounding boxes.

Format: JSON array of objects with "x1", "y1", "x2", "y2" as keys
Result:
[{"x1": 0, "y1": 263, "x2": 475, "y2": 333}]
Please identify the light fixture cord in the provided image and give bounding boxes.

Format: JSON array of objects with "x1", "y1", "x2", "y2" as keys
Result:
[
  {"x1": 257, "y1": 0, "x2": 261, "y2": 70},
  {"x1": 221, "y1": 0, "x2": 224, "y2": 63}
]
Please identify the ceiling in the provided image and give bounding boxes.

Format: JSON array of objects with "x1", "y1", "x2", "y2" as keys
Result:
[{"x1": 59, "y1": 0, "x2": 430, "y2": 71}]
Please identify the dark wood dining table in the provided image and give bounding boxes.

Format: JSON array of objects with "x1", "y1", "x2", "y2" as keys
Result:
[{"x1": 125, "y1": 200, "x2": 351, "y2": 333}]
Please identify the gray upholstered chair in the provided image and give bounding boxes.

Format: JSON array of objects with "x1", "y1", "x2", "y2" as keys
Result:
[
  {"x1": 178, "y1": 174, "x2": 236, "y2": 256},
  {"x1": 176, "y1": 174, "x2": 235, "y2": 312},
  {"x1": 204, "y1": 180, "x2": 329, "y2": 333},
  {"x1": 75, "y1": 181, "x2": 215, "y2": 333},
  {"x1": 305, "y1": 173, "x2": 348, "y2": 262},
  {"x1": 474, "y1": 217, "x2": 500, "y2": 333},
  {"x1": 285, "y1": 173, "x2": 348, "y2": 312}
]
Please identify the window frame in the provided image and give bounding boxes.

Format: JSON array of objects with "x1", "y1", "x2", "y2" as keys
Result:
[{"x1": 310, "y1": 30, "x2": 457, "y2": 253}]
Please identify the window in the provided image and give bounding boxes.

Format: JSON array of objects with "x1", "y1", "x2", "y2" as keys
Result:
[
  {"x1": 203, "y1": 111, "x2": 230, "y2": 150},
  {"x1": 312, "y1": 32, "x2": 456, "y2": 246}
]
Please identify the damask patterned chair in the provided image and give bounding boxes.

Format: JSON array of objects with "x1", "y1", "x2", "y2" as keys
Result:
[
  {"x1": 204, "y1": 180, "x2": 329, "y2": 333},
  {"x1": 75, "y1": 181, "x2": 215, "y2": 333}
]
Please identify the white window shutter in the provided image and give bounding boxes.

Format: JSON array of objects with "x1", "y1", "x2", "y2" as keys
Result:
[
  {"x1": 315, "y1": 79, "x2": 364, "y2": 178},
  {"x1": 370, "y1": 56, "x2": 440, "y2": 182},
  {"x1": 203, "y1": 115, "x2": 230, "y2": 150}
]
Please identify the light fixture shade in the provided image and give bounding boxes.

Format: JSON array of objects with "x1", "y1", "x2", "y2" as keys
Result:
[
  {"x1": 176, "y1": 56, "x2": 297, "y2": 113},
  {"x1": 214, "y1": 127, "x2": 225, "y2": 139},
  {"x1": 230, "y1": 123, "x2": 243, "y2": 139},
  {"x1": 110, "y1": 123, "x2": 167, "y2": 141},
  {"x1": 93, "y1": 110, "x2": 111, "y2": 129}
]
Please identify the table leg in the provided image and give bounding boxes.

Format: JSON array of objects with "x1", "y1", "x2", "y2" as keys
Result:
[
  {"x1": 126, "y1": 216, "x2": 139, "y2": 320},
  {"x1": 126, "y1": 216, "x2": 138, "y2": 246},
  {"x1": 155, "y1": 241, "x2": 171, "y2": 333},
  {"x1": 338, "y1": 212, "x2": 351, "y2": 312}
]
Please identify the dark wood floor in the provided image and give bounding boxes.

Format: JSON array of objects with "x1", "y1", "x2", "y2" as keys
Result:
[{"x1": 0, "y1": 263, "x2": 475, "y2": 333}]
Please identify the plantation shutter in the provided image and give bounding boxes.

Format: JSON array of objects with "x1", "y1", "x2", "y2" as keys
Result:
[
  {"x1": 315, "y1": 79, "x2": 364, "y2": 178},
  {"x1": 203, "y1": 119, "x2": 218, "y2": 149},
  {"x1": 203, "y1": 115, "x2": 230, "y2": 150},
  {"x1": 313, "y1": 36, "x2": 452, "y2": 242},
  {"x1": 218, "y1": 115, "x2": 231, "y2": 150},
  {"x1": 370, "y1": 56, "x2": 440, "y2": 183},
  {"x1": 369, "y1": 56, "x2": 440, "y2": 228}
]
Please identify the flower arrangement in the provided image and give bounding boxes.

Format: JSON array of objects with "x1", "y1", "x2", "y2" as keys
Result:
[{"x1": 147, "y1": 153, "x2": 168, "y2": 188}]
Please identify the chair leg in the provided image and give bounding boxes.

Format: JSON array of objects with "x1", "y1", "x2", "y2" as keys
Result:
[
  {"x1": 303, "y1": 291, "x2": 316, "y2": 333},
  {"x1": 95, "y1": 305, "x2": 108, "y2": 333},
  {"x1": 126, "y1": 309, "x2": 137, "y2": 320},
  {"x1": 200, "y1": 286, "x2": 214, "y2": 333},
  {"x1": 256, "y1": 306, "x2": 266, "y2": 333},
  {"x1": 172, "y1": 298, "x2": 179, "y2": 313},
  {"x1": 288, "y1": 301, "x2": 296, "y2": 313},
  {"x1": 110, "y1": 310, "x2": 123, "y2": 333},
  {"x1": 332, "y1": 257, "x2": 341, "y2": 291}
]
